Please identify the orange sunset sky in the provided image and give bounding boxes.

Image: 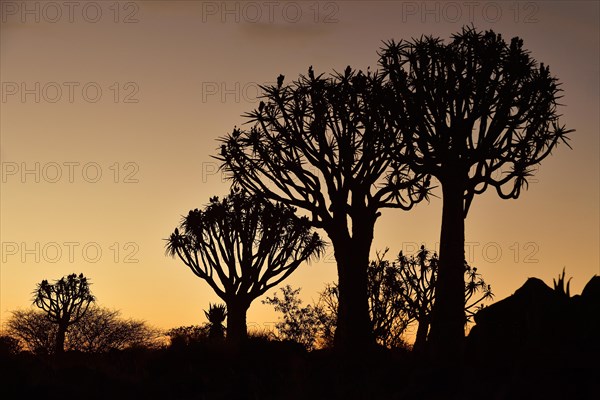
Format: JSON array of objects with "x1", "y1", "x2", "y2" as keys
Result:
[{"x1": 1, "y1": 1, "x2": 598, "y2": 336}]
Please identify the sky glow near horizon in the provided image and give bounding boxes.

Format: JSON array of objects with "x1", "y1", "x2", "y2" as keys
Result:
[{"x1": 0, "y1": 1, "x2": 598, "y2": 338}]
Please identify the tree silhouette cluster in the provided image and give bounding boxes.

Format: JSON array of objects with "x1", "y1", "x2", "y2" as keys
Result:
[
  {"x1": 264, "y1": 246, "x2": 493, "y2": 351},
  {"x1": 0, "y1": 24, "x2": 587, "y2": 400},
  {"x1": 395, "y1": 246, "x2": 493, "y2": 352},
  {"x1": 9, "y1": 26, "x2": 569, "y2": 363},
  {"x1": 217, "y1": 65, "x2": 429, "y2": 350},
  {"x1": 5, "y1": 273, "x2": 159, "y2": 355},
  {"x1": 217, "y1": 26, "x2": 571, "y2": 358}
]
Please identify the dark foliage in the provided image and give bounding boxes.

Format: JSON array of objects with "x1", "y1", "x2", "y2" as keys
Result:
[
  {"x1": 64, "y1": 306, "x2": 161, "y2": 352},
  {"x1": 0, "y1": 335, "x2": 22, "y2": 356},
  {"x1": 266, "y1": 247, "x2": 493, "y2": 351},
  {"x1": 165, "y1": 325, "x2": 208, "y2": 348},
  {"x1": 263, "y1": 285, "x2": 333, "y2": 351},
  {"x1": 6, "y1": 307, "x2": 159, "y2": 354},
  {"x1": 6, "y1": 309, "x2": 56, "y2": 355}
]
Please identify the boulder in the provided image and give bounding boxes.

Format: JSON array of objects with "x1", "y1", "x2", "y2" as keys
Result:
[{"x1": 467, "y1": 276, "x2": 599, "y2": 367}]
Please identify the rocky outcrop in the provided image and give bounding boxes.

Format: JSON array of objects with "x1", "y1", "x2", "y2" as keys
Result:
[{"x1": 467, "y1": 276, "x2": 600, "y2": 367}]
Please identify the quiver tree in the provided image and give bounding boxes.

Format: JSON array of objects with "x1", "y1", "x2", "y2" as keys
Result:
[
  {"x1": 396, "y1": 247, "x2": 437, "y2": 353},
  {"x1": 379, "y1": 26, "x2": 573, "y2": 361},
  {"x1": 217, "y1": 66, "x2": 430, "y2": 350},
  {"x1": 395, "y1": 246, "x2": 493, "y2": 353},
  {"x1": 366, "y1": 250, "x2": 412, "y2": 348},
  {"x1": 32, "y1": 273, "x2": 95, "y2": 353},
  {"x1": 166, "y1": 189, "x2": 325, "y2": 345}
]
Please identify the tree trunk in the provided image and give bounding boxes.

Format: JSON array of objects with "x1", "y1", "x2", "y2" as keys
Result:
[
  {"x1": 331, "y1": 215, "x2": 376, "y2": 352},
  {"x1": 413, "y1": 315, "x2": 430, "y2": 354},
  {"x1": 226, "y1": 298, "x2": 249, "y2": 346},
  {"x1": 428, "y1": 176, "x2": 466, "y2": 364},
  {"x1": 55, "y1": 323, "x2": 67, "y2": 354}
]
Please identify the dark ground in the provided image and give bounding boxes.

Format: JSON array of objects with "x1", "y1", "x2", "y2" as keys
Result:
[{"x1": 1, "y1": 339, "x2": 598, "y2": 400}]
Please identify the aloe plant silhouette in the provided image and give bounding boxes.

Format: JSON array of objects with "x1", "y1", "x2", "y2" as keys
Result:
[
  {"x1": 204, "y1": 303, "x2": 226, "y2": 342},
  {"x1": 32, "y1": 273, "x2": 95, "y2": 353},
  {"x1": 379, "y1": 26, "x2": 573, "y2": 362},
  {"x1": 553, "y1": 268, "x2": 572, "y2": 298},
  {"x1": 166, "y1": 189, "x2": 325, "y2": 345}
]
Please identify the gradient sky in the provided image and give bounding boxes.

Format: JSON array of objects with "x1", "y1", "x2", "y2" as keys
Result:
[{"x1": 1, "y1": 1, "x2": 598, "y2": 337}]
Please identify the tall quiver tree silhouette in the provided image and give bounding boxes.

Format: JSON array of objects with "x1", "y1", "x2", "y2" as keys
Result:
[
  {"x1": 33, "y1": 273, "x2": 95, "y2": 354},
  {"x1": 217, "y1": 67, "x2": 430, "y2": 350},
  {"x1": 379, "y1": 26, "x2": 573, "y2": 362},
  {"x1": 166, "y1": 189, "x2": 325, "y2": 346}
]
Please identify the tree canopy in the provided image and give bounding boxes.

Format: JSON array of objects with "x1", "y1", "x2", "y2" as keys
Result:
[
  {"x1": 32, "y1": 273, "x2": 95, "y2": 353},
  {"x1": 379, "y1": 26, "x2": 573, "y2": 362},
  {"x1": 166, "y1": 189, "x2": 325, "y2": 344},
  {"x1": 217, "y1": 66, "x2": 430, "y2": 349}
]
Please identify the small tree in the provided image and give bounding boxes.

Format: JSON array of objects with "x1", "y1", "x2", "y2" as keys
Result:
[
  {"x1": 379, "y1": 27, "x2": 572, "y2": 360},
  {"x1": 204, "y1": 303, "x2": 226, "y2": 342},
  {"x1": 32, "y1": 273, "x2": 95, "y2": 353},
  {"x1": 0, "y1": 335, "x2": 22, "y2": 356},
  {"x1": 368, "y1": 250, "x2": 412, "y2": 348},
  {"x1": 166, "y1": 189, "x2": 325, "y2": 345},
  {"x1": 263, "y1": 285, "x2": 328, "y2": 351},
  {"x1": 396, "y1": 247, "x2": 437, "y2": 352},
  {"x1": 396, "y1": 246, "x2": 493, "y2": 352},
  {"x1": 315, "y1": 283, "x2": 338, "y2": 348},
  {"x1": 65, "y1": 306, "x2": 160, "y2": 352},
  {"x1": 6, "y1": 309, "x2": 56, "y2": 354},
  {"x1": 166, "y1": 325, "x2": 208, "y2": 348}
]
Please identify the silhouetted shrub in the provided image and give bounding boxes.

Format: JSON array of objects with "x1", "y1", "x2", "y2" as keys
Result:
[
  {"x1": 7, "y1": 307, "x2": 160, "y2": 354},
  {"x1": 6, "y1": 309, "x2": 56, "y2": 354},
  {"x1": 0, "y1": 335, "x2": 22, "y2": 356},
  {"x1": 263, "y1": 285, "x2": 330, "y2": 350}
]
